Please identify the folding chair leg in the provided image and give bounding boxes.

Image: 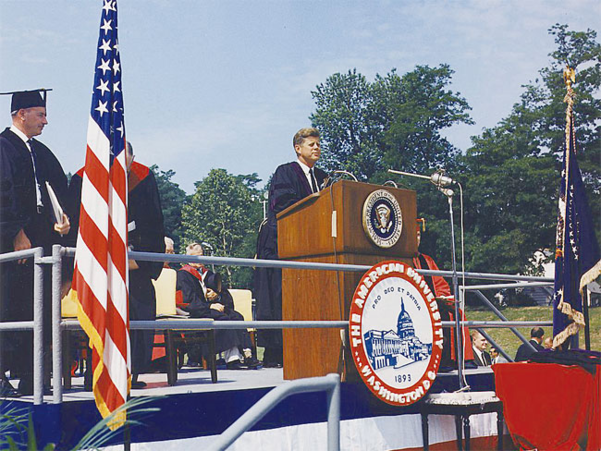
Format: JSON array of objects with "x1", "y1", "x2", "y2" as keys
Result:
[
  {"x1": 208, "y1": 331, "x2": 217, "y2": 383},
  {"x1": 62, "y1": 330, "x2": 72, "y2": 390},
  {"x1": 165, "y1": 330, "x2": 178, "y2": 386}
]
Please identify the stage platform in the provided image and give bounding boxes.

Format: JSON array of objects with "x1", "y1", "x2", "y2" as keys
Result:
[{"x1": 2, "y1": 366, "x2": 506, "y2": 450}]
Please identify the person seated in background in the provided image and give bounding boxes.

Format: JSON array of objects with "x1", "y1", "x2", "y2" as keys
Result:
[
  {"x1": 490, "y1": 346, "x2": 508, "y2": 364},
  {"x1": 515, "y1": 327, "x2": 545, "y2": 362},
  {"x1": 177, "y1": 242, "x2": 260, "y2": 369},
  {"x1": 163, "y1": 236, "x2": 176, "y2": 269},
  {"x1": 471, "y1": 330, "x2": 492, "y2": 366},
  {"x1": 412, "y1": 218, "x2": 474, "y2": 370},
  {"x1": 204, "y1": 273, "x2": 261, "y2": 368},
  {"x1": 543, "y1": 337, "x2": 553, "y2": 350}
]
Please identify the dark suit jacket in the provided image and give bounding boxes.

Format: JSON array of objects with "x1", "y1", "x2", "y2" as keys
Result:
[
  {"x1": 515, "y1": 339, "x2": 544, "y2": 362},
  {"x1": 472, "y1": 347, "x2": 492, "y2": 366}
]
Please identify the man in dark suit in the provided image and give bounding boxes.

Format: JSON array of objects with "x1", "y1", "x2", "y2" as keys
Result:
[
  {"x1": 253, "y1": 127, "x2": 328, "y2": 367},
  {"x1": 471, "y1": 330, "x2": 492, "y2": 366},
  {"x1": 0, "y1": 89, "x2": 71, "y2": 396},
  {"x1": 515, "y1": 327, "x2": 545, "y2": 362}
]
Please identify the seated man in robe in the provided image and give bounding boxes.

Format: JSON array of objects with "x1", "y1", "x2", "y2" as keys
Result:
[
  {"x1": 412, "y1": 218, "x2": 474, "y2": 369},
  {"x1": 177, "y1": 243, "x2": 260, "y2": 369}
]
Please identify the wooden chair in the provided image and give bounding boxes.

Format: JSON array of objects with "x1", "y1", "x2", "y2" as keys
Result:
[
  {"x1": 230, "y1": 289, "x2": 257, "y2": 355},
  {"x1": 153, "y1": 268, "x2": 217, "y2": 385}
]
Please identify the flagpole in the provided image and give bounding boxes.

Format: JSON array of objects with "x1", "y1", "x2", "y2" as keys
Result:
[{"x1": 583, "y1": 290, "x2": 591, "y2": 350}]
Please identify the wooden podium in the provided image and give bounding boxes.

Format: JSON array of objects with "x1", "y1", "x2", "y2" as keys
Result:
[{"x1": 277, "y1": 180, "x2": 417, "y2": 380}]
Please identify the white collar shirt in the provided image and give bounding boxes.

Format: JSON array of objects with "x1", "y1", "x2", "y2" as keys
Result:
[
  {"x1": 10, "y1": 125, "x2": 43, "y2": 207},
  {"x1": 297, "y1": 159, "x2": 319, "y2": 193}
]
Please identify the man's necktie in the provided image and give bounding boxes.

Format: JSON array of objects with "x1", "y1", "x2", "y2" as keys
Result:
[
  {"x1": 27, "y1": 139, "x2": 44, "y2": 208},
  {"x1": 309, "y1": 168, "x2": 319, "y2": 193}
]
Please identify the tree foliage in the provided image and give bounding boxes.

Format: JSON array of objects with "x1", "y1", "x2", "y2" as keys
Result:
[
  {"x1": 151, "y1": 165, "x2": 188, "y2": 249},
  {"x1": 310, "y1": 65, "x2": 473, "y2": 182},
  {"x1": 181, "y1": 169, "x2": 263, "y2": 288},
  {"x1": 460, "y1": 24, "x2": 600, "y2": 274}
]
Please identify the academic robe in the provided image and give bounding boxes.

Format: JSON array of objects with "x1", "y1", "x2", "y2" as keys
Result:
[
  {"x1": 69, "y1": 161, "x2": 165, "y2": 374},
  {"x1": 412, "y1": 252, "x2": 474, "y2": 367},
  {"x1": 253, "y1": 161, "x2": 328, "y2": 357},
  {"x1": 0, "y1": 128, "x2": 70, "y2": 382},
  {"x1": 176, "y1": 266, "x2": 251, "y2": 354}
]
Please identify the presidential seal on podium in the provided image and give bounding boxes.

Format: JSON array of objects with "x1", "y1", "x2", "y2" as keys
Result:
[{"x1": 362, "y1": 189, "x2": 403, "y2": 248}]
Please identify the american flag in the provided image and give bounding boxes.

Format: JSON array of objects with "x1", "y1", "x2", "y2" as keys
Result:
[
  {"x1": 73, "y1": 0, "x2": 130, "y2": 428},
  {"x1": 552, "y1": 68, "x2": 600, "y2": 348}
]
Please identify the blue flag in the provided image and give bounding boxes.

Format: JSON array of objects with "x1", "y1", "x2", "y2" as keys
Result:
[{"x1": 552, "y1": 69, "x2": 601, "y2": 348}]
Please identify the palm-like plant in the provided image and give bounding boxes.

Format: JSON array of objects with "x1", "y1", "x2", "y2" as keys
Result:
[{"x1": 1, "y1": 396, "x2": 161, "y2": 450}]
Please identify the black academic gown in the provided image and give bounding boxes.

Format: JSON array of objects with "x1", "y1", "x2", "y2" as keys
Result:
[
  {"x1": 0, "y1": 127, "x2": 70, "y2": 381},
  {"x1": 69, "y1": 161, "x2": 165, "y2": 374},
  {"x1": 253, "y1": 161, "x2": 328, "y2": 358},
  {"x1": 176, "y1": 268, "x2": 251, "y2": 354}
]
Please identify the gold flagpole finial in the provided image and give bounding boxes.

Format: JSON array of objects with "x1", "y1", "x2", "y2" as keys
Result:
[{"x1": 563, "y1": 66, "x2": 575, "y2": 88}]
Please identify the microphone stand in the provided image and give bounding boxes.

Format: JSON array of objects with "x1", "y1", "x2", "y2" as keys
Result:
[
  {"x1": 388, "y1": 169, "x2": 467, "y2": 390},
  {"x1": 441, "y1": 187, "x2": 466, "y2": 390}
]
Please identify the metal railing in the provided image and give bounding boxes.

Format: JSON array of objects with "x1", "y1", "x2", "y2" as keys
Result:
[
  {"x1": 207, "y1": 373, "x2": 341, "y2": 451},
  {"x1": 1, "y1": 246, "x2": 554, "y2": 408},
  {"x1": 0, "y1": 247, "x2": 45, "y2": 405}
]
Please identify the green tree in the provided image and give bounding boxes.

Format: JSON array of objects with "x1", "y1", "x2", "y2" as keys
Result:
[
  {"x1": 310, "y1": 65, "x2": 473, "y2": 183},
  {"x1": 310, "y1": 70, "x2": 383, "y2": 180},
  {"x1": 181, "y1": 169, "x2": 263, "y2": 288},
  {"x1": 461, "y1": 24, "x2": 600, "y2": 274},
  {"x1": 375, "y1": 65, "x2": 473, "y2": 177},
  {"x1": 151, "y1": 165, "x2": 188, "y2": 249}
]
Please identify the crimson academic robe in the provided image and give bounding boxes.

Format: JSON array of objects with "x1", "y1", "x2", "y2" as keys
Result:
[
  {"x1": 69, "y1": 161, "x2": 165, "y2": 374},
  {"x1": 412, "y1": 252, "x2": 474, "y2": 367},
  {"x1": 0, "y1": 127, "x2": 70, "y2": 382},
  {"x1": 253, "y1": 161, "x2": 328, "y2": 356}
]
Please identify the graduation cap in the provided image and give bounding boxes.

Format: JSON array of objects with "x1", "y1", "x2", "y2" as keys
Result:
[{"x1": 0, "y1": 88, "x2": 52, "y2": 113}]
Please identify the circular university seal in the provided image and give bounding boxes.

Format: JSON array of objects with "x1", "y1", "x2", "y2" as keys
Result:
[
  {"x1": 349, "y1": 261, "x2": 443, "y2": 406},
  {"x1": 362, "y1": 189, "x2": 403, "y2": 249}
]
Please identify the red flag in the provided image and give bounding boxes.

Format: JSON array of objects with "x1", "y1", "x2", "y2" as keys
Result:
[{"x1": 73, "y1": 0, "x2": 129, "y2": 429}]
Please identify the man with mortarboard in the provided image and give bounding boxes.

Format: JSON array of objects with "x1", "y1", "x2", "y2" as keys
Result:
[
  {"x1": 253, "y1": 127, "x2": 328, "y2": 368},
  {"x1": 0, "y1": 89, "x2": 71, "y2": 396}
]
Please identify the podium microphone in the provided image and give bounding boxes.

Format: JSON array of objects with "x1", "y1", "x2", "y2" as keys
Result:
[
  {"x1": 324, "y1": 170, "x2": 358, "y2": 188},
  {"x1": 332, "y1": 170, "x2": 358, "y2": 182},
  {"x1": 387, "y1": 168, "x2": 456, "y2": 187},
  {"x1": 430, "y1": 171, "x2": 455, "y2": 187}
]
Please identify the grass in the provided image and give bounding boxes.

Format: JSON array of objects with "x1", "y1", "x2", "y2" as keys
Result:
[{"x1": 464, "y1": 305, "x2": 601, "y2": 359}]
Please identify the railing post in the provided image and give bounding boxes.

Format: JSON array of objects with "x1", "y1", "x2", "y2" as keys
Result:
[
  {"x1": 52, "y1": 244, "x2": 63, "y2": 403},
  {"x1": 327, "y1": 374, "x2": 341, "y2": 451},
  {"x1": 33, "y1": 247, "x2": 44, "y2": 405}
]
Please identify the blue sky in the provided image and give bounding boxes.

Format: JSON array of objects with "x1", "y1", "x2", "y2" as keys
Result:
[{"x1": 1, "y1": 0, "x2": 598, "y2": 194}]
